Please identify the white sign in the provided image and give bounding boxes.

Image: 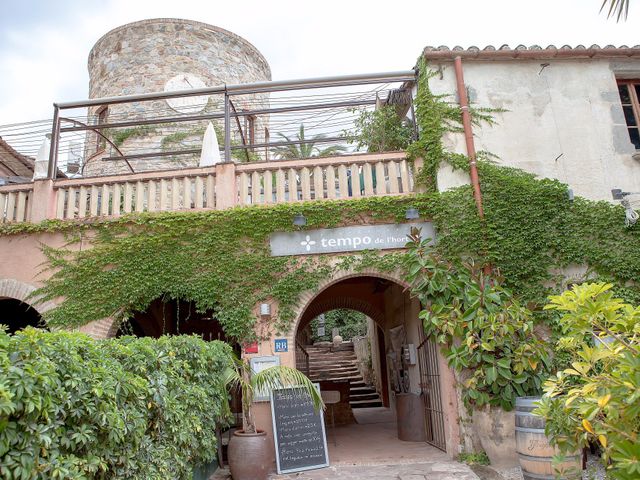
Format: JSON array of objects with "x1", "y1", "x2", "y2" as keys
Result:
[{"x1": 270, "y1": 222, "x2": 435, "y2": 257}]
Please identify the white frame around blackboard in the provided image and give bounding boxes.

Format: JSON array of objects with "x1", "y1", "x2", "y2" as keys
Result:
[{"x1": 270, "y1": 384, "x2": 330, "y2": 474}]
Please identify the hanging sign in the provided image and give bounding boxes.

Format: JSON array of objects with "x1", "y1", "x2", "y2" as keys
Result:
[
  {"x1": 270, "y1": 222, "x2": 435, "y2": 257},
  {"x1": 274, "y1": 338, "x2": 288, "y2": 352},
  {"x1": 271, "y1": 385, "x2": 329, "y2": 474}
]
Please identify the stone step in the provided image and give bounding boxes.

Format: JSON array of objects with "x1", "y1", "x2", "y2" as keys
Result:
[
  {"x1": 309, "y1": 365, "x2": 359, "y2": 373},
  {"x1": 308, "y1": 374, "x2": 362, "y2": 382},
  {"x1": 350, "y1": 399, "x2": 384, "y2": 408},
  {"x1": 349, "y1": 392, "x2": 380, "y2": 401},
  {"x1": 350, "y1": 386, "x2": 377, "y2": 395}
]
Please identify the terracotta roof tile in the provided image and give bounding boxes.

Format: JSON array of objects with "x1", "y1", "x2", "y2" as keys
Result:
[
  {"x1": 421, "y1": 44, "x2": 640, "y2": 61},
  {"x1": 0, "y1": 137, "x2": 34, "y2": 178}
]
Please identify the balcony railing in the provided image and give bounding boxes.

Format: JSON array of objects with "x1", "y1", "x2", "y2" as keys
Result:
[
  {"x1": 0, "y1": 152, "x2": 418, "y2": 224},
  {"x1": 1, "y1": 71, "x2": 420, "y2": 224}
]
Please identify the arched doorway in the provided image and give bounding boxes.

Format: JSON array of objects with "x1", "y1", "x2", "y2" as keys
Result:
[
  {"x1": 291, "y1": 273, "x2": 453, "y2": 462},
  {"x1": 0, "y1": 297, "x2": 46, "y2": 334}
]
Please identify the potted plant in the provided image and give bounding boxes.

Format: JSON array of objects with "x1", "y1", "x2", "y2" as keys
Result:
[{"x1": 224, "y1": 355, "x2": 324, "y2": 480}]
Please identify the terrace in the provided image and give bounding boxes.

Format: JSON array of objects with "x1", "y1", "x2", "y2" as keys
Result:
[{"x1": 0, "y1": 71, "x2": 421, "y2": 224}]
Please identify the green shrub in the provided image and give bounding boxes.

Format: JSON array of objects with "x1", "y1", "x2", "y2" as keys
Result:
[
  {"x1": 0, "y1": 328, "x2": 233, "y2": 479},
  {"x1": 310, "y1": 309, "x2": 367, "y2": 342}
]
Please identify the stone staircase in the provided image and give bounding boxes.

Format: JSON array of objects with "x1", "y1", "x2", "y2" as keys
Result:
[{"x1": 305, "y1": 342, "x2": 383, "y2": 409}]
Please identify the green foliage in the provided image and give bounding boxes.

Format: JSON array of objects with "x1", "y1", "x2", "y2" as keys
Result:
[
  {"x1": 0, "y1": 328, "x2": 232, "y2": 480},
  {"x1": 457, "y1": 451, "x2": 490, "y2": 466},
  {"x1": 309, "y1": 309, "x2": 367, "y2": 342},
  {"x1": 224, "y1": 356, "x2": 323, "y2": 434},
  {"x1": 535, "y1": 283, "x2": 640, "y2": 480},
  {"x1": 110, "y1": 126, "x2": 157, "y2": 148},
  {"x1": 404, "y1": 232, "x2": 550, "y2": 410},
  {"x1": 272, "y1": 124, "x2": 347, "y2": 159},
  {"x1": 345, "y1": 105, "x2": 414, "y2": 153},
  {"x1": 31, "y1": 196, "x2": 426, "y2": 341}
]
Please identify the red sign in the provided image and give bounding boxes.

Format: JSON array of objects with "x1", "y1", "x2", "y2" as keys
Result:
[{"x1": 244, "y1": 341, "x2": 259, "y2": 354}]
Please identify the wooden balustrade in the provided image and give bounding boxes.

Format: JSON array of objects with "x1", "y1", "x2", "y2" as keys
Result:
[
  {"x1": 0, "y1": 152, "x2": 418, "y2": 224},
  {"x1": 0, "y1": 185, "x2": 32, "y2": 223},
  {"x1": 53, "y1": 167, "x2": 216, "y2": 219},
  {"x1": 235, "y1": 152, "x2": 414, "y2": 206}
]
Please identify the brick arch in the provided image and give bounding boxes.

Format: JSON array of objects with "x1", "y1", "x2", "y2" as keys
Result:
[
  {"x1": 290, "y1": 267, "x2": 409, "y2": 338},
  {"x1": 0, "y1": 278, "x2": 56, "y2": 315}
]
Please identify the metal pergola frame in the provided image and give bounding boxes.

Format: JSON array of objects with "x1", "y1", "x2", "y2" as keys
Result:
[{"x1": 48, "y1": 70, "x2": 416, "y2": 178}]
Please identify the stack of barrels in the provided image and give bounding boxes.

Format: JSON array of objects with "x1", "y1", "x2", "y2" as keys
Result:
[{"x1": 515, "y1": 397, "x2": 582, "y2": 480}]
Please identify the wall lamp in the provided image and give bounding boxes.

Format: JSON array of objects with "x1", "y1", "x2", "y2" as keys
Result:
[
  {"x1": 405, "y1": 207, "x2": 420, "y2": 220},
  {"x1": 293, "y1": 213, "x2": 307, "y2": 226}
]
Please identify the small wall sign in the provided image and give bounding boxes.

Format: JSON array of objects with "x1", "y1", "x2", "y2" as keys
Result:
[
  {"x1": 243, "y1": 341, "x2": 259, "y2": 354},
  {"x1": 270, "y1": 222, "x2": 435, "y2": 257},
  {"x1": 274, "y1": 338, "x2": 288, "y2": 352}
]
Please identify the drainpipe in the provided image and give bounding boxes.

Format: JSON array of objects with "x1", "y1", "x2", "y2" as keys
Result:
[{"x1": 453, "y1": 56, "x2": 484, "y2": 219}]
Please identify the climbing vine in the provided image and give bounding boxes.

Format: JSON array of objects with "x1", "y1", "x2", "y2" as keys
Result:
[{"x1": 3, "y1": 58, "x2": 639, "y2": 347}]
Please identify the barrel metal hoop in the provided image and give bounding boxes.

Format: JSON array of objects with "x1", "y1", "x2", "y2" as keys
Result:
[
  {"x1": 515, "y1": 411, "x2": 542, "y2": 417},
  {"x1": 515, "y1": 426, "x2": 547, "y2": 433},
  {"x1": 518, "y1": 452, "x2": 581, "y2": 462}
]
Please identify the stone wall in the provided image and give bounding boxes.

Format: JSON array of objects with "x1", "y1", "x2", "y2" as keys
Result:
[
  {"x1": 84, "y1": 19, "x2": 271, "y2": 175},
  {"x1": 428, "y1": 58, "x2": 640, "y2": 201}
]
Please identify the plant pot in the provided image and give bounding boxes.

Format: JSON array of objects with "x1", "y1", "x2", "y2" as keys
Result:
[{"x1": 227, "y1": 429, "x2": 271, "y2": 480}]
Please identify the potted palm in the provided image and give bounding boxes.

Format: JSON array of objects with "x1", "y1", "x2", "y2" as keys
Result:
[{"x1": 224, "y1": 355, "x2": 324, "y2": 480}]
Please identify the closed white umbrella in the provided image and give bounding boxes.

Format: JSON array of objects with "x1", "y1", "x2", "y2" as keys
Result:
[
  {"x1": 32, "y1": 135, "x2": 51, "y2": 180},
  {"x1": 199, "y1": 122, "x2": 221, "y2": 167}
]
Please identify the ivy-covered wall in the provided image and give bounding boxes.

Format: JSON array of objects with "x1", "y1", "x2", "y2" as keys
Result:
[{"x1": 2, "y1": 58, "x2": 640, "y2": 343}]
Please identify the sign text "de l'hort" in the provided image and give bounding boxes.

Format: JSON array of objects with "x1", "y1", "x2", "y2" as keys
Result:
[{"x1": 269, "y1": 222, "x2": 435, "y2": 257}]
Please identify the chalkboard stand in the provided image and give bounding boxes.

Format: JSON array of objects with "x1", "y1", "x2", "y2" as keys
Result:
[{"x1": 270, "y1": 385, "x2": 330, "y2": 474}]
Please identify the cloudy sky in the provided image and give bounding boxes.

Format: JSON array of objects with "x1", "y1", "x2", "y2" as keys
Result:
[{"x1": 1, "y1": 0, "x2": 639, "y2": 126}]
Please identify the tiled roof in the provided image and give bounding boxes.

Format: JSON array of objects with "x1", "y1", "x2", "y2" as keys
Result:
[
  {"x1": 422, "y1": 44, "x2": 640, "y2": 61},
  {"x1": 0, "y1": 137, "x2": 35, "y2": 178}
]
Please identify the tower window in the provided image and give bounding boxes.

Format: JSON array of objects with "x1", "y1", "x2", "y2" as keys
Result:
[{"x1": 617, "y1": 80, "x2": 640, "y2": 149}]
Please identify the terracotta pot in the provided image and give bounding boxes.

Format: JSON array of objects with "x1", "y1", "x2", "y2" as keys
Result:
[{"x1": 227, "y1": 429, "x2": 270, "y2": 480}]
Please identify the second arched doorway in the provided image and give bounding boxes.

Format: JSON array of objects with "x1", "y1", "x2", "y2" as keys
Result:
[{"x1": 291, "y1": 273, "x2": 454, "y2": 462}]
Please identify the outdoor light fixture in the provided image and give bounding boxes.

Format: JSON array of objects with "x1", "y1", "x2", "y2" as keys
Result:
[
  {"x1": 260, "y1": 303, "x2": 271, "y2": 317},
  {"x1": 293, "y1": 214, "x2": 307, "y2": 226},
  {"x1": 405, "y1": 207, "x2": 420, "y2": 220},
  {"x1": 567, "y1": 188, "x2": 574, "y2": 202}
]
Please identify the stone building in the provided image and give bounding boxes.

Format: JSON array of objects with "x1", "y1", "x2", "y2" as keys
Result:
[
  {"x1": 423, "y1": 44, "x2": 640, "y2": 201},
  {"x1": 84, "y1": 19, "x2": 271, "y2": 176}
]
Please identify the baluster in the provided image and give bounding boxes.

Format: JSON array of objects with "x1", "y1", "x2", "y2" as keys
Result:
[
  {"x1": 112, "y1": 184, "x2": 121, "y2": 217},
  {"x1": 159, "y1": 179, "x2": 168, "y2": 211},
  {"x1": 135, "y1": 181, "x2": 145, "y2": 212},
  {"x1": 363, "y1": 163, "x2": 374, "y2": 196},
  {"x1": 171, "y1": 178, "x2": 180, "y2": 210},
  {"x1": 375, "y1": 162, "x2": 387, "y2": 195},
  {"x1": 264, "y1": 170, "x2": 273, "y2": 204},
  {"x1": 239, "y1": 173, "x2": 249, "y2": 205},
  {"x1": 251, "y1": 171, "x2": 261, "y2": 205},
  {"x1": 55, "y1": 188, "x2": 66, "y2": 219},
  {"x1": 205, "y1": 175, "x2": 215, "y2": 208},
  {"x1": 300, "y1": 167, "x2": 311, "y2": 200},
  {"x1": 16, "y1": 192, "x2": 27, "y2": 222},
  {"x1": 313, "y1": 166, "x2": 324, "y2": 200},
  {"x1": 276, "y1": 169, "x2": 286, "y2": 203},
  {"x1": 123, "y1": 183, "x2": 133, "y2": 213},
  {"x1": 66, "y1": 187, "x2": 77, "y2": 219},
  {"x1": 194, "y1": 177, "x2": 204, "y2": 209},
  {"x1": 100, "y1": 184, "x2": 110, "y2": 216},
  {"x1": 337, "y1": 165, "x2": 348, "y2": 198},
  {"x1": 78, "y1": 186, "x2": 89, "y2": 218},
  {"x1": 326, "y1": 166, "x2": 336, "y2": 199},
  {"x1": 6, "y1": 193, "x2": 16, "y2": 222},
  {"x1": 387, "y1": 161, "x2": 400, "y2": 194},
  {"x1": 399, "y1": 160, "x2": 410, "y2": 193},
  {"x1": 183, "y1": 177, "x2": 191, "y2": 209},
  {"x1": 90, "y1": 185, "x2": 99, "y2": 216},
  {"x1": 148, "y1": 181, "x2": 157, "y2": 212},
  {"x1": 350, "y1": 163, "x2": 361, "y2": 198},
  {"x1": 287, "y1": 168, "x2": 298, "y2": 201}
]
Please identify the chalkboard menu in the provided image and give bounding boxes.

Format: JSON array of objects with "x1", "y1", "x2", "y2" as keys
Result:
[{"x1": 270, "y1": 386, "x2": 329, "y2": 474}]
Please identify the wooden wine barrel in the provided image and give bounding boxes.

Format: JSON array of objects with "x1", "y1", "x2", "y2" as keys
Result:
[{"x1": 515, "y1": 397, "x2": 581, "y2": 480}]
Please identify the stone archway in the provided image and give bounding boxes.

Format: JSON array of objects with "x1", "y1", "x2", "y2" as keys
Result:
[
  {"x1": 0, "y1": 278, "x2": 56, "y2": 334},
  {"x1": 0, "y1": 279, "x2": 56, "y2": 315}
]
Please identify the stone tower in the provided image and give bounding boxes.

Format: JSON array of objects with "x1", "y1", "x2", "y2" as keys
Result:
[{"x1": 84, "y1": 18, "x2": 271, "y2": 176}]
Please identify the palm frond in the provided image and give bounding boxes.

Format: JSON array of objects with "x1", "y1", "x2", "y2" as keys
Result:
[
  {"x1": 252, "y1": 365, "x2": 325, "y2": 412},
  {"x1": 601, "y1": 0, "x2": 630, "y2": 21}
]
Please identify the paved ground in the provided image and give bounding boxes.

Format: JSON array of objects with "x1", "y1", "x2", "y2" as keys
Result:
[{"x1": 213, "y1": 407, "x2": 479, "y2": 479}]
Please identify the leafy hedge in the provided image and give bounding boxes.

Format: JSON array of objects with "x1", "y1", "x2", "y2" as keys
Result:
[{"x1": 0, "y1": 329, "x2": 232, "y2": 480}]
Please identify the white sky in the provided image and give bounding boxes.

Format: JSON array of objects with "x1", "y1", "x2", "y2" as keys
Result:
[{"x1": 1, "y1": 0, "x2": 639, "y2": 126}]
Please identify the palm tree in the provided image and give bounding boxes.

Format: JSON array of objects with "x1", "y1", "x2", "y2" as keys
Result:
[
  {"x1": 272, "y1": 124, "x2": 347, "y2": 160},
  {"x1": 601, "y1": 0, "x2": 630, "y2": 21}
]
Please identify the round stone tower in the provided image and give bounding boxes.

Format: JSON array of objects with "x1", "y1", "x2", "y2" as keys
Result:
[{"x1": 84, "y1": 18, "x2": 271, "y2": 175}]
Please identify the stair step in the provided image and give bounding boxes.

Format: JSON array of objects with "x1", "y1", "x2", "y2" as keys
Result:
[
  {"x1": 349, "y1": 392, "x2": 380, "y2": 401},
  {"x1": 350, "y1": 386, "x2": 377, "y2": 394},
  {"x1": 350, "y1": 399, "x2": 383, "y2": 408}
]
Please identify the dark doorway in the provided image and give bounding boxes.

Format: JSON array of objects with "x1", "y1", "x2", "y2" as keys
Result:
[{"x1": 0, "y1": 298, "x2": 45, "y2": 334}]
